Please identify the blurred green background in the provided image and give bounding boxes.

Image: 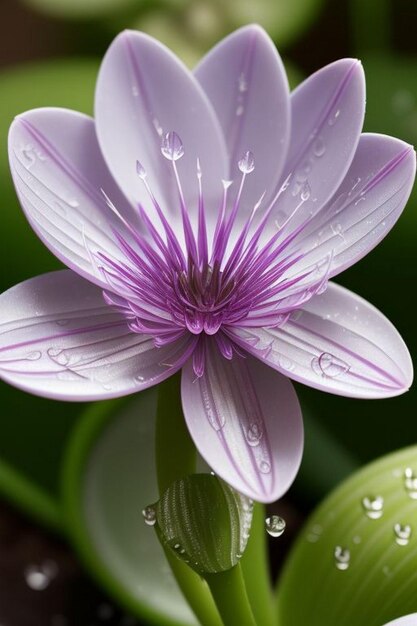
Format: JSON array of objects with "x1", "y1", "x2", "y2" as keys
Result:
[{"x1": 0, "y1": 0, "x2": 416, "y2": 624}]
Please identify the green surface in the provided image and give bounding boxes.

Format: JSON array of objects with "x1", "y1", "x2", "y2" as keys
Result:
[
  {"x1": 0, "y1": 59, "x2": 100, "y2": 501},
  {"x1": 277, "y1": 445, "x2": 417, "y2": 626}
]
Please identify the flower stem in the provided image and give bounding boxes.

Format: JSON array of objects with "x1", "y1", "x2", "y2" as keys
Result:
[
  {"x1": 350, "y1": 0, "x2": 390, "y2": 55},
  {"x1": 241, "y1": 503, "x2": 276, "y2": 626},
  {"x1": 155, "y1": 373, "x2": 223, "y2": 626},
  {"x1": 205, "y1": 565, "x2": 257, "y2": 626}
]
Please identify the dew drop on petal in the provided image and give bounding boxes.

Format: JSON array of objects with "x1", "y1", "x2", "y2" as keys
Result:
[
  {"x1": 238, "y1": 150, "x2": 255, "y2": 174},
  {"x1": 26, "y1": 351, "x2": 42, "y2": 361},
  {"x1": 259, "y1": 460, "x2": 271, "y2": 474},
  {"x1": 265, "y1": 515, "x2": 286, "y2": 538},
  {"x1": 313, "y1": 136, "x2": 326, "y2": 157},
  {"x1": 136, "y1": 160, "x2": 147, "y2": 179},
  {"x1": 300, "y1": 182, "x2": 311, "y2": 202},
  {"x1": 328, "y1": 108, "x2": 341, "y2": 126},
  {"x1": 142, "y1": 505, "x2": 157, "y2": 526},
  {"x1": 334, "y1": 546, "x2": 350, "y2": 570},
  {"x1": 246, "y1": 423, "x2": 263, "y2": 447},
  {"x1": 311, "y1": 352, "x2": 350, "y2": 378},
  {"x1": 394, "y1": 523, "x2": 412, "y2": 546},
  {"x1": 161, "y1": 131, "x2": 184, "y2": 161},
  {"x1": 361, "y1": 495, "x2": 384, "y2": 520}
]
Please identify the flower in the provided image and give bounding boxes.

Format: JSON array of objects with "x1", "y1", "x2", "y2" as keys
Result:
[{"x1": 1, "y1": 26, "x2": 415, "y2": 503}]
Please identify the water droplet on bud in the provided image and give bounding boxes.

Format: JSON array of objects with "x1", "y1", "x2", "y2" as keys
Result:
[
  {"x1": 265, "y1": 515, "x2": 286, "y2": 537},
  {"x1": 161, "y1": 131, "x2": 184, "y2": 161},
  {"x1": 238, "y1": 151, "x2": 255, "y2": 174},
  {"x1": 142, "y1": 505, "x2": 157, "y2": 526}
]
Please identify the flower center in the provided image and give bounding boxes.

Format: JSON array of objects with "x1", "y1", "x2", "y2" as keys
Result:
[{"x1": 96, "y1": 130, "x2": 331, "y2": 376}]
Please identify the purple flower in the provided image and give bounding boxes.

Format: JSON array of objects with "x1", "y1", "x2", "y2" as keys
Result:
[{"x1": 1, "y1": 26, "x2": 415, "y2": 502}]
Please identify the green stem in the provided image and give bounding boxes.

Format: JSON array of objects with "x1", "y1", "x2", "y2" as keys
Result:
[
  {"x1": 205, "y1": 565, "x2": 257, "y2": 626},
  {"x1": 155, "y1": 374, "x2": 223, "y2": 626},
  {"x1": 350, "y1": 0, "x2": 390, "y2": 55},
  {"x1": 241, "y1": 503, "x2": 276, "y2": 626}
]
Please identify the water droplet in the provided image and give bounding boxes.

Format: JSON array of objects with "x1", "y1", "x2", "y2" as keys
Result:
[
  {"x1": 26, "y1": 351, "x2": 41, "y2": 361},
  {"x1": 132, "y1": 84, "x2": 139, "y2": 97},
  {"x1": 331, "y1": 223, "x2": 345, "y2": 239},
  {"x1": 236, "y1": 105, "x2": 244, "y2": 116},
  {"x1": 291, "y1": 181, "x2": 302, "y2": 197},
  {"x1": 246, "y1": 423, "x2": 263, "y2": 446},
  {"x1": 300, "y1": 182, "x2": 311, "y2": 202},
  {"x1": 362, "y1": 495, "x2": 384, "y2": 520},
  {"x1": 265, "y1": 515, "x2": 286, "y2": 538},
  {"x1": 311, "y1": 352, "x2": 350, "y2": 378},
  {"x1": 153, "y1": 118, "x2": 163, "y2": 137},
  {"x1": 328, "y1": 109, "x2": 341, "y2": 126},
  {"x1": 259, "y1": 460, "x2": 271, "y2": 474},
  {"x1": 142, "y1": 505, "x2": 156, "y2": 526},
  {"x1": 134, "y1": 374, "x2": 145, "y2": 384},
  {"x1": 47, "y1": 348, "x2": 70, "y2": 366},
  {"x1": 313, "y1": 136, "x2": 326, "y2": 157},
  {"x1": 238, "y1": 150, "x2": 255, "y2": 174},
  {"x1": 55, "y1": 319, "x2": 69, "y2": 326},
  {"x1": 278, "y1": 355, "x2": 295, "y2": 372},
  {"x1": 404, "y1": 468, "x2": 417, "y2": 499},
  {"x1": 161, "y1": 131, "x2": 184, "y2": 161},
  {"x1": 238, "y1": 73, "x2": 248, "y2": 93},
  {"x1": 334, "y1": 546, "x2": 350, "y2": 571},
  {"x1": 24, "y1": 560, "x2": 58, "y2": 590},
  {"x1": 394, "y1": 523, "x2": 412, "y2": 546},
  {"x1": 136, "y1": 160, "x2": 147, "y2": 179},
  {"x1": 67, "y1": 198, "x2": 79, "y2": 208}
]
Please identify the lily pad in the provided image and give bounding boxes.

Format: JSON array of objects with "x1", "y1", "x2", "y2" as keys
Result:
[{"x1": 63, "y1": 391, "x2": 197, "y2": 625}]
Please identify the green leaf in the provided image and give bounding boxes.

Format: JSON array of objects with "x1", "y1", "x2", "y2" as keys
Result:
[
  {"x1": 277, "y1": 445, "x2": 417, "y2": 626},
  {"x1": 155, "y1": 474, "x2": 253, "y2": 575}
]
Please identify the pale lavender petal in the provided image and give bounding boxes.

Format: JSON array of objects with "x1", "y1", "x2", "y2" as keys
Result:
[
  {"x1": 231, "y1": 281, "x2": 412, "y2": 399},
  {"x1": 0, "y1": 270, "x2": 192, "y2": 401},
  {"x1": 288, "y1": 133, "x2": 416, "y2": 278},
  {"x1": 8, "y1": 108, "x2": 136, "y2": 289},
  {"x1": 95, "y1": 30, "x2": 228, "y2": 231},
  {"x1": 194, "y1": 25, "x2": 290, "y2": 213},
  {"x1": 181, "y1": 344, "x2": 303, "y2": 503},
  {"x1": 269, "y1": 59, "x2": 365, "y2": 236},
  {"x1": 383, "y1": 615, "x2": 417, "y2": 626}
]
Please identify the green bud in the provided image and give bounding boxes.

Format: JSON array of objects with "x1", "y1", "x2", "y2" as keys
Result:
[
  {"x1": 277, "y1": 446, "x2": 417, "y2": 626},
  {"x1": 152, "y1": 473, "x2": 253, "y2": 575}
]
